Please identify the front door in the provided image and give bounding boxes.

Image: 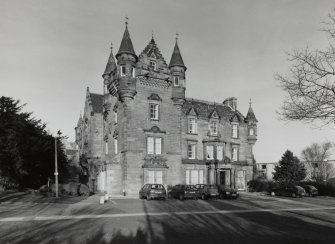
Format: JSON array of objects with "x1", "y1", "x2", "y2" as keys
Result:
[{"x1": 219, "y1": 170, "x2": 231, "y2": 186}]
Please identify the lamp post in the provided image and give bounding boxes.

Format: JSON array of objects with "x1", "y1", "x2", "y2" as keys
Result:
[{"x1": 54, "y1": 131, "x2": 60, "y2": 198}]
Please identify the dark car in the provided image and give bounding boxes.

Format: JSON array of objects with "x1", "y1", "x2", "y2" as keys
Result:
[
  {"x1": 217, "y1": 185, "x2": 239, "y2": 199},
  {"x1": 272, "y1": 186, "x2": 305, "y2": 198},
  {"x1": 196, "y1": 184, "x2": 219, "y2": 200},
  {"x1": 139, "y1": 184, "x2": 167, "y2": 201},
  {"x1": 168, "y1": 184, "x2": 199, "y2": 200},
  {"x1": 303, "y1": 185, "x2": 318, "y2": 197}
]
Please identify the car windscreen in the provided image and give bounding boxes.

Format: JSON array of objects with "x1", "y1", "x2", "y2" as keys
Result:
[
  {"x1": 209, "y1": 185, "x2": 218, "y2": 189},
  {"x1": 151, "y1": 184, "x2": 164, "y2": 189}
]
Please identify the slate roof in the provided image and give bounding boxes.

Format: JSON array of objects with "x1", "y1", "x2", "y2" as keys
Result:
[
  {"x1": 103, "y1": 47, "x2": 117, "y2": 77},
  {"x1": 182, "y1": 98, "x2": 245, "y2": 122},
  {"x1": 116, "y1": 25, "x2": 137, "y2": 59},
  {"x1": 89, "y1": 93, "x2": 103, "y2": 113},
  {"x1": 246, "y1": 106, "x2": 258, "y2": 122},
  {"x1": 140, "y1": 38, "x2": 167, "y2": 65},
  {"x1": 169, "y1": 41, "x2": 186, "y2": 70}
]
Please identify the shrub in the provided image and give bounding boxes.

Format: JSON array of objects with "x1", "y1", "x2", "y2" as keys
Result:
[{"x1": 78, "y1": 184, "x2": 89, "y2": 196}]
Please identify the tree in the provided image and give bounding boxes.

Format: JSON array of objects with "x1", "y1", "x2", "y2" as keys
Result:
[
  {"x1": 0, "y1": 96, "x2": 69, "y2": 188},
  {"x1": 276, "y1": 12, "x2": 335, "y2": 126},
  {"x1": 301, "y1": 142, "x2": 335, "y2": 182},
  {"x1": 273, "y1": 150, "x2": 306, "y2": 186}
]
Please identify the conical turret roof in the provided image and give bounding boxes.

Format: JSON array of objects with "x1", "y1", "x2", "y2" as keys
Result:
[
  {"x1": 116, "y1": 25, "x2": 137, "y2": 59},
  {"x1": 102, "y1": 44, "x2": 117, "y2": 77},
  {"x1": 169, "y1": 41, "x2": 186, "y2": 70},
  {"x1": 246, "y1": 105, "x2": 258, "y2": 122}
]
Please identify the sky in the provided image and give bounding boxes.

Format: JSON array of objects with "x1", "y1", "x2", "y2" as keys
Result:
[{"x1": 1, "y1": 0, "x2": 335, "y2": 162}]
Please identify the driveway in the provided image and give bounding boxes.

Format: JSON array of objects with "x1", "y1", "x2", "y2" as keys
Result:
[{"x1": 0, "y1": 192, "x2": 334, "y2": 243}]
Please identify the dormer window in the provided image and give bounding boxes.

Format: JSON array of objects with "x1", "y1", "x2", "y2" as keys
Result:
[
  {"x1": 232, "y1": 124, "x2": 239, "y2": 138},
  {"x1": 174, "y1": 76, "x2": 179, "y2": 87},
  {"x1": 149, "y1": 61, "x2": 157, "y2": 70},
  {"x1": 120, "y1": 65, "x2": 126, "y2": 76},
  {"x1": 209, "y1": 121, "x2": 217, "y2": 136},
  {"x1": 188, "y1": 118, "x2": 197, "y2": 134}
]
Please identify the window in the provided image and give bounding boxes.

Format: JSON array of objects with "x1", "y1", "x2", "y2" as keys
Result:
[
  {"x1": 249, "y1": 128, "x2": 254, "y2": 136},
  {"x1": 148, "y1": 170, "x2": 163, "y2": 184},
  {"x1": 114, "y1": 111, "x2": 117, "y2": 123},
  {"x1": 232, "y1": 124, "x2": 238, "y2": 138},
  {"x1": 174, "y1": 76, "x2": 179, "y2": 86},
  {"x1": 114, "y1": 139, "x2": 118, "y2": 154},
  {"x1": 232, "y1": 147, "x2": 238, "y2": 161},
  {"x1": 147, "y1": 137, "x2": 162, "y2": 155},
  {"x1": 261, "y1": 164, "x2": 267, "y2": 170},
  {"x1": 150, "y1": 61, "x2": 156, "y2": 70},
  {"x1": 217, "y1": 146, "x2": 223, "y2": 161},
  {"x1": 206, "y1": 145, "x2": 214, "y2": 160},
  {"x1": 187, "y1": 144, "x2": 196, "y2": 159},
  {"x1": 186, "y1": 170, "x2": 204, "y2": 185},
  {"x1": 131, "y1": 67, "x2": 136, "y2": 78},
  {"x1": 150, "y1": 104, "x2": 159, "y2": 120},
  {"x1": 210, "y1": 121, "x2": 217, "y2": 135},
  {"x1": 188, "y1": 118, "x2": 197, "y2": 134},
  {"x1": 105, "y1": 142, "x2": 108, "y2": 155},
  {"x1": 120, "y1": 65, "x2": 126, "y2": 76}
]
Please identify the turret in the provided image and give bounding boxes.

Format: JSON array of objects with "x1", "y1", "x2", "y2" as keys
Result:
[
  {"x1": 169, "y1": 34, "x2": 186, "y2": 104},
  {"x1": 103, "y1": 43, "x2": 117, "y2": 96},
  {"x1": 115, "y1": 18, "x2": 137, "y2": 102},
  {"x1": 246, "y1": 100, "x2": 258, "y2": 145}
]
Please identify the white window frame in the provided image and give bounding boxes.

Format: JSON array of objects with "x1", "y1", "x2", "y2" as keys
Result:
[
  {"x1": 188, "y1": 118, "x2": 197, "y2": 134},
  {"x1": 232, "y1": 124, "x2": 238, "y2": 138},
  {"x1": 217, "y1": 145, "x2": 223, "y2": 161},
  {"x1": 186, "y1": 170, "x2": 204, "y2": 185},
  {"x1": 210, "y1": 121, "x2": 218, "y2": 136},
  {"x1": 232, "y1": 147, "x2": 238, "y2": 161},
  {"x1": 131, "y1": 67, "x2": 136, "y2": 78},
  {"x1": 148, "y1": 170, "x2": 163, "y2": 184},
  {"x1": 249, "y1": 127, "x2": 254, "y2": 136},
  {"x1": 174, "y1": 76, "x2": 179, "y2": 87},
  {"x1": 105, "y1": 142, "x2": 108, "y2": 155},
  {"x1": 206, "y1": 145, "x2": 214, "y2": 160},
  {"x1": 120, "y1": 65, "x2": 126, "y2": 76},
  {"x1": 150, "y1": 104, "x2": 159, "y2": 120},
  {"x1": 114, "y1": 139, "x2": 118, "y2": 154},
  {"x1": 147, "y1": 137, "x2": 162, "y2": 155},
  {"x1": 187, "y1": 143, "x2": 196, "y2": 159},
  {"x1": 150, "y1": 61, "x2": 157, "y2": 70}
]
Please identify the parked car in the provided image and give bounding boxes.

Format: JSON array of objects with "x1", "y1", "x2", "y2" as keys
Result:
[
  {"x1": 196, "y1": 184, "x2": 219, "y2": 200},
  {"x1": 217, "y1": 185, "x2": 239, "y2": 199},
  {"x1": 168, "y1": 184, "x2": 199, "y2": 200},
  {"x1": 271, "y1": 186, "x2": 306, "y2": 198},
  {"x1": 303, "y1": 185, "x2": 318, "y2": 197},
  {"x1": 139, "y1": 184, "x2": 167, "y2": 201}
]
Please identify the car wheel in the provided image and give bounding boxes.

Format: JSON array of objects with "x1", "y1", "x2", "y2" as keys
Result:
[
  {"x1": 201, "y1": 194, "x2": 206, "y2": 200},
  {"x1": 168, "y1": 193, "x2": 172, "y2": 199},
  {"x1": 271, "y1": 192, "x2": 275, "y2": 196},
  {"x1": 292, "y1": 193, "x2": 296, "y2": 198},
  {"x1": 179, "y1": 194, "x2": 184, "y2": 201},
  {"x1": 219, "y1": 193, "x2": 224, "y2": 199},
  {"x1": 146, "y1": 195, "x2": 151, "y2": 201},
  {"x1": 163, "y1": 197, "x2": 167, "y2": 201}
]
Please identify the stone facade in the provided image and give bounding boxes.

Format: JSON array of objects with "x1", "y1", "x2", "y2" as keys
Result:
[{"x1": 75, "y1": 23, "x2": 258, "y2": 195}]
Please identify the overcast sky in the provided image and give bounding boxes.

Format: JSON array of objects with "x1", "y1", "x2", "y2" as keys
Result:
[{"x1": 1, "y1": 0, "x2": 335, "y2": 162}]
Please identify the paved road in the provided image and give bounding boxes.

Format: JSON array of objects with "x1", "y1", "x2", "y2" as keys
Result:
[{"x1": 0, "y1": 192, "x2": 335, "y2": 243}]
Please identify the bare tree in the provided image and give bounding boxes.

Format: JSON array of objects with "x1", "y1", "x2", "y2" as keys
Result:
[
  {"x1": 301, "y1": 142, "x2": 335, "y2": 182},
  {"x1": 276, "y1": 12, "x2": 335, "y2": 126}
]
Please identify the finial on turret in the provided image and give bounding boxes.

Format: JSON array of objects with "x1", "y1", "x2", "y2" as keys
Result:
[
  {"x1": 125, "y1": 16, "x2": 128, "y2": 26},
  {"x1": 249, "y1": 98, "x2": 252, "y2": 107},
  {"x1": 176, "y1": 32, "x2": 179, "y2": 42},
  {"x1": 152, "y1": 30, "x2": 154, "y2": 39},
  {"x1": 110, "y1": 42, "x2": 113, "y2": 50}
]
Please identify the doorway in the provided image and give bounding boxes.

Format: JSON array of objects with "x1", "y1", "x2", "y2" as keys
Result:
[{"x1": 218, "y1": 169, "x2": 230, "y2": 186}]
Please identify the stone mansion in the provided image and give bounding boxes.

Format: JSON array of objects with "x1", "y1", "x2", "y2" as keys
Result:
[{"x1": 75, "y1": 22, "x2": 258, "y2": 195}]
